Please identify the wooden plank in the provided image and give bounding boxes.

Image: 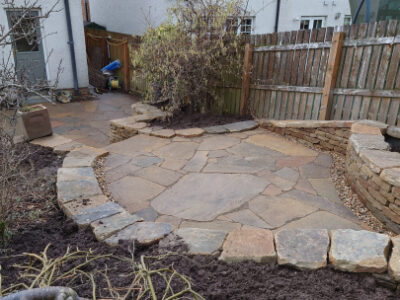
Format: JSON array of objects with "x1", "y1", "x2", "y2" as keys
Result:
[
  {"x1": 378, "y1": 98, "x2": 391, "y2": 123},
  {"x1": 312, "y1": 94, "x2": 322, "y2": 120},
  {"x1": 277, "y1": 32, "x2": 291, "y2": 84},
  {"x1": 249, "y1": 84, "x2": 323, "y2": 93},
  {"x1": 388, "y1": 99, "x2": 400, "y2": 125},
  {"x1": 290, "y1": 30, "x2": 303, "y2": 85},
  {"x1": 303, "y1": 29, "x2": 318, "y2": 86},
  {"x1": 305, "y1": 93, "x2": 314, "y2": 120},
  {"x1": 269, "y1": 91, "x2": 277, "y2": 119},
  {"x1": 319, "y1": 32, "x2": 345, "y2": 120},
  {"x1": 333, "y1": 88, "x2": 400, "y2": 98},
  {"x1": 279, "y1": 91, "x2": 288, "y2": 119},
  {"x1": 298, "y1": 93, "x2": 308, "y2": 120},
  {"x1": 240, "y1": 44, "x2": 254, "y2": 115},
  {"x1": 310, "y1": 28, "x2": 326, "y2": 87},
  {"x1": 366, "y1": 21, "x2": 386, "y2": 89},
  {"x1": 348, "y1": 24, "x2": 367, "y2": 88},
  {"x1": 292, "y1": 93, "x2": 301, "y2": 119},
  {"x1": 284, "y1": 30, "x2": 298, "y2": 84},
  {"x1": 359, "y1": 96, "x2": 372, "y2": 119},
  {"x1": 297, "y1": 30, "x2": 311, "y2": 86},
  {"x1": 369, "y1": 97, "x2": 381, "y2": 120}
]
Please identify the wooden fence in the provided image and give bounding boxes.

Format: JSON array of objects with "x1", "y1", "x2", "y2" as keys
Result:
[
  {"x1": 241, "y1": 20, "x2": 400, "y2": 125},
  {"x1": 84, "y1": 28, "x2": 140, "y2": 92}
]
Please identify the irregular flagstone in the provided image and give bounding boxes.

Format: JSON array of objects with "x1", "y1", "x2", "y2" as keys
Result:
[
  {"x1": 387, "y1": 126, "x2": 400, "y2": 139},
  {"x1": 308, "y1": 178, "x2": 341, "y2": 203},
  {"x1": 150, "y1": 129, "x2": 176, "y2": 139},
  {"x1": 208, "y1": 150, "x2": 229, "y2": 158},
  {"x1": 153, "y1": 142, "x2": 199, "y2": 160},
  {"x1": 275, "y1": 229, "x2": 330, "y2": 270},
  {"x1": 262, "y1": 184, "x2": 282, "y2": 196},
  {"x1": 228, "y1": 142, "x2": 284, "y2": 159},
  {"x1": 161, "y1": 159, "x2": 187, "y2": 171},
  {"x1": 135, "y1": 166, "x2": 182, "y2": 186},
  {"x1": 91, "y1": 212, "x2": 143, "y2": 241},
  {"x1": 198, "y1": 136, "x2": 241, "y2": 151},
  {"x1": 105, "y1": 134, "x2": 170, "y2": 156},
  {"x1": 156, "y1": 215, "x2": 182, "y2": 228},
  {"x1": 295, "y1": 178, "x2": 317, "y2": 195},
  {"x1": 283, "y1": 189, "x2": 357, "y2": 221},
  {"x1": 220, "y1": 228, "x2": 276, "y2": 263},
  {"x1": 175, "y1": 228, "x2": 227, "y2": 254},
  {"x1": 225, "y1": 209, "x2": 272, "y2": 229},
  {"x1": 275, "y1": 156, "x2": 316, "y2": 169},
  {"x1": 380, "y1": 168, "x2": 400, "y2": 188},
  {"x1": 223, "y1": 120, "x2": 259, "y2": 132},
  {"x1": 105, "y1": 222, "x2": 173, "y2": 246},
  {"x1": 57, "y1": 167, "x2": 97, "y2": 183},
  {"x1": 130, "y1": 155, "x2": 163, "y2": 168},
  {"x1": 73, "y1": 202, "x2": 125, "y2": 226},
  {"x1": 313, "y1": 153, "x2": 332, "y2": 168},
  {"x1": 329, "y1": 229, "x2": 390, "y2": 273},
  {"x1": 183, "y1": 151, "x2": 208, "y2": 172},
  {"x1": 135, "y1": 207, "x2": 159, "y2": 222},
  {"x1": 276, "y1": 211, "x2": 362, "y2": 231},
  {"x1": 249, "y1": 195, "x2": 317, "y2": 228},
  {"x1": 179, "y1": 220, "x2": 242, "y2": 233},
  {"x1": 109, "y1": 176, "x2": 165, "y2": 214},
  {"x1": 389, "y1": 236, "x2": 400, "y2": 281},
  {"x1": 61, "y1": 195, "x2": 109, "y2": 218},
  {"x1": 104, "y1": 154, "x2": 132, "y2": 171},
  {"x1": 274, "y1": 167, "x2": 299, "y2": 182},
  {"x1": 152, "y1": 173, "x2": 268, "y2": 221},
  {"x1": 247, "y1": 134, "x2": 318, "y2": 157},
  {"x1": 351, "y1": 123, "x2": 383, "y2": 135},
  {"x1": 175, "y1": 128, "x2": 205, "y2": 138},
  {"x1": 204, "y1": 125, "x2": 229, "y2": 134},
  {"x1": 62, "y1": 146, "x2": 108, "y2": 168},
  {"x1": 57, "y1": 180, "x2": 102, "y2": 204},
  {"x1": 349, "y1": 134, "x2": 389, "y2": 154},
  {"x1": 359, "y1": 150, "x2": 400, "y2": 173},
  {"x1": 257, "y1": 170, "x2": 295, "y2": 191},
  {"x1": 105, "y1": 162, "x2": 142, "y2": 183},
  {"x1": 31, "y1": 134, "x2": 72, "y2": 148},
  {"x1": 204, "y1": 155, "x2": 276, "y2": 174},
  {"x1": 299, "y1": 163, "x2": 330, "y2": 179},
  {"x1": 53, "y1": 141, "x2": 85, "y2": 154}
]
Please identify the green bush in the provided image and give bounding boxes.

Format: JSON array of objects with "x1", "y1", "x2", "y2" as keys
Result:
[{"x1": 134, "y1": 0, "x2": 246, "y2": 114}]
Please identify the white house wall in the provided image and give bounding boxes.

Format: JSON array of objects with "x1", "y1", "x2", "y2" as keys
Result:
[
  {"x1": 89, "y1": 0, "x2": 351, "y2": 35},
  {"x1": 88, "y1": 0, "x2": 171, "y2": 35},
  {"x1": 0, "y1": 0, "x2": 89, "y2": 90}
]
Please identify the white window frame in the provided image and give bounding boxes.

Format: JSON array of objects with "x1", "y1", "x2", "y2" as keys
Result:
[
  {"x1": 344, "y1": 15, "x2": 352, "y2": 26},
  {"x1": 300, "y1": 16, "x2": 326, "y2": 30},
  {"x1": 226, "y1": 16, "x2": 255, "y2": 35}
]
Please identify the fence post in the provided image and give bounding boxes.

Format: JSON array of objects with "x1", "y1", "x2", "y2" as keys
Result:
[
  {"x1": 240, "y1": 43, "x2": 254, "y2": 115},
  {"x1": 319, "y1": 32, "x2": 345, "y2": 120},
  {"x1": 123, "y1": 40, "x2": 130, "y2": 92}
]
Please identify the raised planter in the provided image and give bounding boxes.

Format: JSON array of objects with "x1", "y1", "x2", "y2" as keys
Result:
[{"x1": 17, "y1": 104, "x2": 52, "y2": 141}]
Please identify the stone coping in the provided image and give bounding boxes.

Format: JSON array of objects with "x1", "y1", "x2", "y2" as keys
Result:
[
  {"x1": 110, "y1": 103, "x2": 259, "y2": 143},
  {"x1": 29, "y1": 132, "x2": 400, "y2": 286},
  {"x1": 345, "y1": 121, "x2": 400, "y2": 233},
  {"x1": 260, "y1": 119, "x2": 354, "y2": 129}
]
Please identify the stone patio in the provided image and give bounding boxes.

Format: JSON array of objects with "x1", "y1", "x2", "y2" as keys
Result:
[{"x1": 103, "y1": 129, "x2": 362, "y2": 232}]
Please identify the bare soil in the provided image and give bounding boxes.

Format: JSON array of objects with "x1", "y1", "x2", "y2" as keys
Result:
[
  {"x1": 152, "y1": 111, "x2": 252, "y2": 129},
  {"x1": 1, "y1": 145, "x2": 399, "y2": 299}
]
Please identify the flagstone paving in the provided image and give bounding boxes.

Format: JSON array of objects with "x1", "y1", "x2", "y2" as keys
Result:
[{"x1": 103, "y1": 130, "x2": 362, "y2": 232}]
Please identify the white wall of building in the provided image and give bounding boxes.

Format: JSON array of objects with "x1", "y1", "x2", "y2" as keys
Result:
[
  {"x1": 88, "y1": 0, "x2": 171, "y2": 35},
  {"x1": 89, "y1": 0, "x2": 351, "y2": 36},
  {"x1": 0, "y1": 0, "x2": 89, "y2": 90}
]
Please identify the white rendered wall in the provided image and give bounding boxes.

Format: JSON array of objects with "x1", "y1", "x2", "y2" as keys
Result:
[
  {"x1": 89, "y1": 0, "x2": 171, "y2": 35},
  {"x1": 0, "y1": 0, "x2": 89, "y2": 89}
]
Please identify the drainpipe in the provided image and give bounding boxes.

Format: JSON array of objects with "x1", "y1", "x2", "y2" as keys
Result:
[
  {"x1": 64, "y1": 0, "x2": 79, "y2": 95},
  {"x1": 274, "y1": 0, "x2": 281, "y2": 33},
  {"x1": 352, "y1": 0, "x2": 366, "y2": 25}
]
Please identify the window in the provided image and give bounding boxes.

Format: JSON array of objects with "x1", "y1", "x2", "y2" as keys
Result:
[
  {"x1": 226, "y1": 16, "x2": 254, "y2": 35},
  {"x1": 344, "y1": 15, "x2": 352, "y2": 26},
  {"x1": 300, "y1": 16, "x2": 326, "y2": 30},
  {"x1": 7, "y1": 10, "x2": 40, "y2": 52}
]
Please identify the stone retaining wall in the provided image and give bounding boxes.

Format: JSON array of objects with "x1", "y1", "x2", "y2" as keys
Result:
[
  {"x1": 345, "y1": 122, "x2": 400, "y2": 233},
  {"x1": 259, "y1": 120, "x2": 353, "y2": 155}
]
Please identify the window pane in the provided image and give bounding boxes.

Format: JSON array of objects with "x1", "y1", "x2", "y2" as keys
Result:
[
  {"x1": 8, "y1": 11, "x2": 40, "y2": 52},
  {"x1": 300, "y1": 20, "x2": 309, "y2": 30},
  {"x1": 313, "y1": 19, "x2": 323, "y2": 29}
]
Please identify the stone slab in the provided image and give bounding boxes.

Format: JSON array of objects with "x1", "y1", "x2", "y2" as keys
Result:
[
  {"x1": 175, "y1": 128, "x2": 205, "y2": 137},
  {"x1": 351, "y1": 123, "x2": 383, "y2": 135},
  {"x1": 105, "y1": 222, "x2": 173, "y2": 246},
  {"x1": 198, "y1": 136, "x2": 241, "y2": 151},
  {"x1": 247, "y1": 134, "x2": 318, "y2": 157},
  {"x1": 220, "y1": 228, "x2": 276, "y2": 263},
  {"x1": 204, "y1": 125, "x2": 229, "y2": 134},
  {"x1": 150, "y1": 129, "x2": 176, "y2": 139},
  {"x1": 135, "y1": 207, "x2": 159, "y2": 222},
  {"x1": 275, "y1": 229, "x2": 329, "y2": 270},
  {"x1": 153, "y1": 142, "x2": 199, "y2": 160},
  {"x1": 105, "y1": 135, "x2": 170, "y2": 156},
  {"x1": 360, "y1": 150, "x2": 400, "y2": 173},
  {"x1": 135, "y1": 166, "x2": 182, "y2": 186},
  {"x1": 308, "y1": 178, "x2": 341, "y2": 203},
  {"x1": 349, "y1": 134, "x2": 389, "y2": 154},
  {"x1": 73, "y1": 202, "x2": 125, "y2": 226},
  {"x1": 276, "y1": 156, "x2": 316, "y2": 169},
  {"x1": 175, "y1": 228, "x2": 227, "y2": 254},
  {"x1": 57, "y1": 167, "x2": 97, "y2": 183},
  {"x1": 130, "y1": 155, "x2": 163, "y2": 168},
  {"x1": 229, "y1": 142, "x2": 284, "y2": 159},
  {"x1": 152, "y1": 173, "x2": 268, "y2": 221},
  {"x1": 91, "y1": 212, "x2": 143, "y2": 241},
  {"x1": 249, "y1": 195, "x2": 317, "y2": 228},
  {"x1": 223, "y1": 120, "x2": 259, "y2": 133},
  {"x1": 61, "y1": 195, "x2": 109, "y2": 218},
  {"x1": 183, "y1": 151, "x2": 208, "y2": 172},
  {"x1": 31, "y1": 134, "x2": 72, "y2": 148},
  {"x1": 387, "y1": 126, "x2": 400, "y2": 139},
  {"x1": 179, "y1": 220, "x2": 241, "y2": 233},
  {"x1": 381, "y1": 168, "x2": 400, "y2": 188},
  {"x1": 225, "y1": 209, "x2": 272, "y2": 229},
  {"x1": 57, "y1": 180, "x2": 102, "y2": 204},
  {"x1": 204, "y1": 155, "x2": 276, "y2": 174},
  {"x1": 274, "y1": 167, "x2": 299, "y2": 182},
  {"x1": 329, "y1": 229, "x2": 390, "y2": 273},
  {"x1": 299, "y1": 163, "x2": 330, "y2": 179},
  {"x1": 389, "y1": 236, "x2": 400, "y2": 281}
]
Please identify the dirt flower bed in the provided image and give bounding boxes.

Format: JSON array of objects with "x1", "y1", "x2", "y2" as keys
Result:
[{"x1": 1, "y1": 144, "x2": 399, "y2": 299}]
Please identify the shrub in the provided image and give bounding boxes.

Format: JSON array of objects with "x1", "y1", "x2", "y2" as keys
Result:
[{"x1": 134, "y1": 0, "x2": 247, "y2": 114}]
